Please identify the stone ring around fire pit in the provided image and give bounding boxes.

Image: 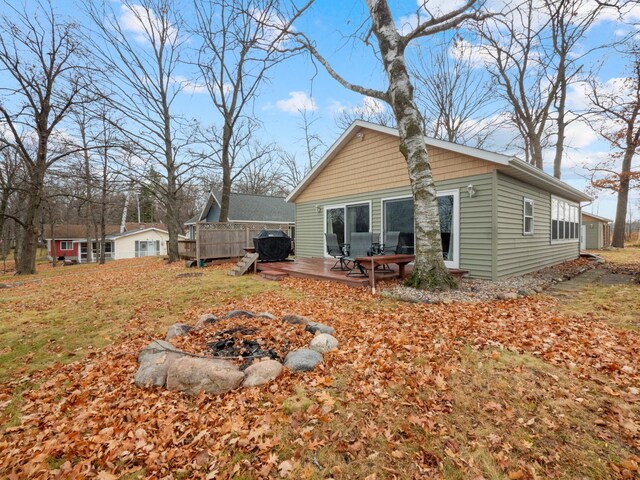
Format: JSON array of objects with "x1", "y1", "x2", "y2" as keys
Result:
[{"x1": 134, "y1": 311, "x2": 339, "y2": 396}]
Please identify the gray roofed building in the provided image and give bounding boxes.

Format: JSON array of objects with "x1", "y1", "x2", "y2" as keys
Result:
[
  {"x1": 184, "y1": 191, "x2": 295, "y2": 241},
  {"x1": 185, "y1": 191, "x2": 295, "y2": 224}
]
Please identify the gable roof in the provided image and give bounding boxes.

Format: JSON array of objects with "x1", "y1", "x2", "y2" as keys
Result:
[
  {"x1": 42, "y1": 223, "x2": 168, "y2": 240},
  {"x1": 186, "y1": 191, "x2": 295, "y2": 224},
  {"x1": 286, "y1": 120, "x2": 591, "y2": 204},
  {"x1": 581, "y1": 212, "x2": 612, "y2": 223}
]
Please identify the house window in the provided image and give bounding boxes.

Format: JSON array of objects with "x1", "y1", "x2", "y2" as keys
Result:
[
  {"x1": 60, "y1": 241, "x2": 73, "y2": 250},
  {"x1": 381, "y1": 190, "x2": 459, "y2": 267},
  {"x1": 325, "y1": 203, "x2": 370, "y2": 246},
  {"x1": 551, "y1": 197, "x2": 579, "y2": 242},
  {"x1": 523, "y1": 198, "x2": 534, "y2": 235}
]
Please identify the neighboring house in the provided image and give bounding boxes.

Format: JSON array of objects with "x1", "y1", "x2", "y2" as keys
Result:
[
  {"x1": 44, "y1": 223, "x2": 185, "y2": 262},
  {"x1": 286, "y1": 120, "x2": 592, "y2": 280},
  {"x1": 581, "y1": 212, "x2": 612, "y2": 250},
  {"x1": 184, "y1": 191, "x2": 296, "y2": 239}
]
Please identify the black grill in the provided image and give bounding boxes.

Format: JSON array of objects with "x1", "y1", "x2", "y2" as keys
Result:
[{"x1": 253, "y1": 230, "x2": 292, "y2": 262}]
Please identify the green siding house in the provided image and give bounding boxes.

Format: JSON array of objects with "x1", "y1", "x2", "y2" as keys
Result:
[
  {"x1": 581, "y1": 212, "x2": 612, "y2": 250},
  {"x1": 286, "y1": 121, "x2": 592, "y2": 280}
]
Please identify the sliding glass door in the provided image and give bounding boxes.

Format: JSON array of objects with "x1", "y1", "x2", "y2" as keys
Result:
[
  {"x1": 326, "y1": 207, "x2": 345, "y2": 245},
  {"x1": 382, "y1": 190, "x2": 459, "y2": 268},
  {"x1": 325, "y1": 203, "x2": 370, "y2": 252}
]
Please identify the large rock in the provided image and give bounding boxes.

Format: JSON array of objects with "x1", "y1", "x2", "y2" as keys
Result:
[
  {"x1": 135, "y1": 340, "x2": 186, "y2": 388},
  {"x1": 309, "y1": 334, "x2": 339, "y2": 353},
  {"x1": 282, "y1": 314, "x2": 310, "y2": 325},
  {"x1": 166, "y1": 357, "x2": 244, "y2": 395},
  {"x1": 165, "y1": 323, "x2": 192, "y2": 341},
  {"x1": 195, "y1": 313, "x2": 219, "y2": 329},
  {"x1": 224, "y1": 310, "x2": 255, "y2": 319},
  {"x1": 257, "y1": 312, "x2": 276, "y2": 320},
  {"x1": 305, "y1": 321, "x2": 336, "y2": 335},
  {"x1": 284, "y1": 349, "x2": 323, "y2": 372},
  {"x1": 242, "y1": 360, "x2": 283, "y2": 387}
]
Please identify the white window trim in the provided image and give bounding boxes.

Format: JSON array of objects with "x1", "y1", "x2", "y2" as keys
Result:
[
  {"x1": 550, "y1": 195, "x2": 580, "y2": 244},
  {"x1": 60, "y1": 241, "x2": 73, "y2": 250},
  {"x1": 523, "y1": 197, "x2": 534, "y2": 236},
  {"x1": 380, "y1": 189, "x2": 459, "y2": 270},
  {"x1": 322, "y1": 201, "x2": 373, "y2": 257}
]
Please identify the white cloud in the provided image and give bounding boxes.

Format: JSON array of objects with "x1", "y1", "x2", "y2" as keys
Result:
[
  {"x1": 417, "y1": 0, "x2": 468, "y2": 16},
  {"x1": 564, "y1": 118, "x2": 599, "y2": 149},
  {"x1": 275, "y1": 91, "x2": 317, "y2": 114},
  {"x1": 449, "y1": 38, "x2": 494, "y2": 68},
  {"x1": 330, "y1": 96, "x2": 387, "y2": 118},
  {"x1": 119, "y1": 4, "x2": 178, "y2": 45}
]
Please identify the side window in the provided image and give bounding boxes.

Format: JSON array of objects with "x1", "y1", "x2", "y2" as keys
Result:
[{"x1": 523, "y1": 198, "x2": 534, "y2": 235}]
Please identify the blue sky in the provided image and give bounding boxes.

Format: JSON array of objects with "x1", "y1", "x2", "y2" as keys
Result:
[{"x1": 25, "y1": 1, "x2": 640, "y2": 219}]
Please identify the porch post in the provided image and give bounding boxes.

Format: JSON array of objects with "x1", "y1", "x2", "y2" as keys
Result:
[{"x1": 195, "y1": 222, "x2": 200, "y2": 267}]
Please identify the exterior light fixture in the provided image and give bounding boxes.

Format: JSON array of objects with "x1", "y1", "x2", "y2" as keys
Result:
[{"x1": 467, "y1": 184, "x2": 477, "y2": 198}]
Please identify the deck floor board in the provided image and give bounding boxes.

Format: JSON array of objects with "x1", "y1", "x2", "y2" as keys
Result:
[{"x1": 256, "y1": 258, "x2": 409, "y2": 287}]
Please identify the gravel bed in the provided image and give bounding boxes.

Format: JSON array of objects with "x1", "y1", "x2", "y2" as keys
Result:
[{"x1": 382, "y1": 256, "x2": 601, "y2": 304}]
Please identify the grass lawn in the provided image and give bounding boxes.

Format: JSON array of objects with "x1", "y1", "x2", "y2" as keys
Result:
[{"x1": 0, "y1": 253, "x2": 638, "y2": 479}]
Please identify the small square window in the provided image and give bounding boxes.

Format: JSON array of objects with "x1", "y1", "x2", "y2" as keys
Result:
[{"x1": 523, "y1": 198, "x2": 534, "y2": 235}]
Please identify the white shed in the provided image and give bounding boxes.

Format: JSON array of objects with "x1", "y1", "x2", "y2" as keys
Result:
[{"x1": 112, "y1": 228, "x2": 186, "y2": 259}]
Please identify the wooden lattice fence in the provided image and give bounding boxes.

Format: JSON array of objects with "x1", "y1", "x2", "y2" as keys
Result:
[{"x1": 178, "y1": 222, "x2": 294, "y2": 261}]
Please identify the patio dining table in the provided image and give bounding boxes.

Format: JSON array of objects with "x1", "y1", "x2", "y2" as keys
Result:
[{"x1": 353, "y1": 253, "x2": 415, "y2": 294}]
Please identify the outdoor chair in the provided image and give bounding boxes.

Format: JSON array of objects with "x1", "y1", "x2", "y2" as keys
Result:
[
  {"x1": 344, "y1": 232, "x2": 377, "y2": 277},
  {"x1": 325, "y1": 233, "x2": 349, "y2": 271},
  {"x1": 377, "y1": 231, "x2": 401, "y2": 271},
  {"x1": 382, "y1": 231, "x2": 401, "y2": 255}
]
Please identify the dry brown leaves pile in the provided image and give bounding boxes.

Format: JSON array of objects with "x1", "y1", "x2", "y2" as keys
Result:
[{"x1": 0, "y1": 268, "x2": 638, "y2": 479}]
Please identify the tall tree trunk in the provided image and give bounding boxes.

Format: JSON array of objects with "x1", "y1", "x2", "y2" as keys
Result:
[
  {"x1": 612, "y1": 146, "x2": 634, "y2": 247},
  {"x1": 553, "y1": 61, "x2": 568, "y2": 179},
  {"x1": 164, "y1": 148, "x2": 180, "y2": 262},
  {"x1": 219, "y1": 121, "x2": 233, "y2": 223},
  {"x1": 367, "y1": 0, "x2": 455, "y2": 289},
  {"x1": 16, "y1": 150, "x2": 46, "y2": 275},
  {"x1": 16, "y1": 181, "x2": 43, "y2": 275},
  {"x1": 82, "y1": 124, "x2": 94, "y2": 264},
  {"x1": 120, "y1": 189, "x2": 130, "y2": 234},
  {"x1": 50, "y1": 222, "x2": 57, "y2": 267},
  {"x1": 162, "y1": 96, "x2": 180, "y2": 263}
]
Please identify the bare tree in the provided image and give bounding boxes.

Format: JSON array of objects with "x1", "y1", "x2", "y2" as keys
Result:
[
  {"x1": 194, "y1": 119, "x2": 278, "y2": 196},
  {"x1": 478, "y1": 0, "x2": 605, "y2": 174},
  {"x1": 278, "y1": 149, "x2": 307, "y2": 193},
  {"x1": 334, "y1": 96, "x2": 396, "y2": 131},
  {"x1": 298, "y1": 109, "x2": 325, "y2": 172},
  {"x1": 0, "y1": 1, "x2": 89, "y2": 274},
  {"x1": 85, "y1": 0, "x2": 197, "y2": 262},
  {"x1": 412, "y1": 38, "x2": 498, "y2": 147},
  {"x1": 0, "y1": 147, "x2": 22, "y2": 260},
  {"x1": 548, "y1": 0, "x2": 606, "y2": 178},
  {"x1": 193, "y1": 0, "x2": 303, "y2": 221},
  {"x1": 289, "y1": 0, "x2": 490, "y2": 289},
  {"x1": 235, "y1": 153, "x2": 285, "y2": 195},
  {"x1": 587, "y1": 49, "x2": 640, "y2": 248}
]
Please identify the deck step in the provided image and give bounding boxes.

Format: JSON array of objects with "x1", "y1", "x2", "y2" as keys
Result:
[
  {"x1": 449, "y1": 269, "x2": 469, "y2": 278},
  {"x1": 228, "y1": 252, "x2": 259, "y2": 277},
  {"x1": 260, "y1": 270, "x2": 289, "y2": 281}
]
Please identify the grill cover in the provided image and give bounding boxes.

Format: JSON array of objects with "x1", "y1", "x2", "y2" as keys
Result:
[{"x1": 253, "y1": 230, "x2": 292, "y2": 262}]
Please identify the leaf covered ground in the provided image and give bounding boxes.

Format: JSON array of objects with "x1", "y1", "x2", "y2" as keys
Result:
[{"x1": 0, "y1": 254, "x2": 638, "y2": 479}]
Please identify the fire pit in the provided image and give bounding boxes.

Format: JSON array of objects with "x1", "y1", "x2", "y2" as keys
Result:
[{"x1": 207, "y1": 326, "x2": 281, "y2": 368}]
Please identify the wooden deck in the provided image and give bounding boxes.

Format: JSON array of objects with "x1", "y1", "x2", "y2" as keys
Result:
[{"x1": 256, "y1": 257, "x2": 411, "y2": 287}]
